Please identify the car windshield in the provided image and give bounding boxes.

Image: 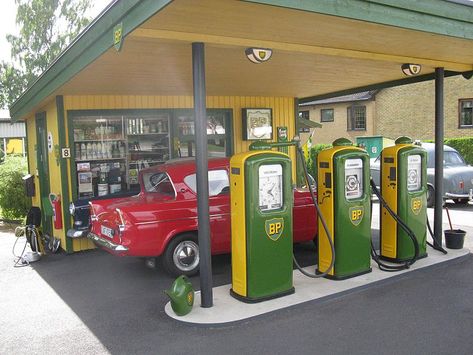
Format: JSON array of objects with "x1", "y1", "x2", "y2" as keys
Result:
[
  {"x1": 142, "y1": 171, "x2": 175, "y2": 195},
  {"x1": 427, "y1": 150, "x2": 466, "y2": 168},
  {"x1": 444, "y1": 151, "x2": 466, "y2": 166}
]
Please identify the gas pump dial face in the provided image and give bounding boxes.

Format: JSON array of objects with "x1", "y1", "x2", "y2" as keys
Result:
[{"x1": 258, "y1": 164, "x2": 283, "y2": 211}]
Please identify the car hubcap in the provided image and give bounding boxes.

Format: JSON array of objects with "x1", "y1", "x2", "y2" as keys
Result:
[{"x1": 173, "y1": 241, "x2": 199, "y2": 272}]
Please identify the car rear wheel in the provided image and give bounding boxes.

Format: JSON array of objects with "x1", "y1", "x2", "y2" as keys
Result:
[
  {"x1": 162, "y1": 233, "x2": 200, "y2": 276},
  {"x1": 454, "y1": 198, "x2": 469, "y2": 205},
  {"x1": 427, "y1": 185, "x2": 435, "y2": 208}
]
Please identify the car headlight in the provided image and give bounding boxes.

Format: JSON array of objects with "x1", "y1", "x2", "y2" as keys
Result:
[{"x1": 69, "y1": 202, "x2": 75, "y2": 216}]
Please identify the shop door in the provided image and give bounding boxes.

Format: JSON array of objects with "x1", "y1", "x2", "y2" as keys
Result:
[{"x1": 35, "y1": 112, "x2": 52, "y2": 235}]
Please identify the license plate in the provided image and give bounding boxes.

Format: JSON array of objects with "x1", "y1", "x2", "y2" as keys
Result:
[{"x1": 101, "y1": 225, "x2": 114, "y2": 238}]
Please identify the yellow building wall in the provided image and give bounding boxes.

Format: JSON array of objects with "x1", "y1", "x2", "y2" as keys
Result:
[{"x1": 6, "y1": 138, "x2": 24, "y2": 154}]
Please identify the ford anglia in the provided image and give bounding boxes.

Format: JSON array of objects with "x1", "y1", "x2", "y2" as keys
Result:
[{"x1": 88, "y1": 158, "x2": 317, "y2": 276}]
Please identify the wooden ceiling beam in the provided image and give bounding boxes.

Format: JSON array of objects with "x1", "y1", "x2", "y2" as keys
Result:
[{"x1": 130, "y1": 28, "x2": 473, "y2": 72}]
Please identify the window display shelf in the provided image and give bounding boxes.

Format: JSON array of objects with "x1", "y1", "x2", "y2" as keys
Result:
[
  {"x1": 75, "y1": 138, "x2": 125, "y2": 142},
  {"x1": 127, "y1": 132, "x2": 168, "y2": 136},
  {"x1": 75, "y1": 157, "x2": 125, "y2": 162}
]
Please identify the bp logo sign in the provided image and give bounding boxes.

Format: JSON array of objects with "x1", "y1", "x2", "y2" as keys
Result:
[
  {"x1": 265, "y1": 218, "x2": 284, "y2": 241},
  {"x1": 411, "y1": 197, "x2": 422, "y2": 215},
  {"x1": 349, "y1": 206, "x2": 364, "y2": 226}
]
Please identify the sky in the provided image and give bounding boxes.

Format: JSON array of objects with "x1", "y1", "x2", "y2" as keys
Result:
[{"x1": 0, "y1": 0, "x2": 111, "y2": 63}]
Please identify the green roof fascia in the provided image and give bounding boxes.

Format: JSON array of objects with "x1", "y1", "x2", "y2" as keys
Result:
[
  {"x1": 10, "y1": 0, "x2": 172, "y2": 121},
  {"x1": 299, "y1": 70, "x2": 473, "y2": 104},
  {"x1": 245, "y1": 0, "x2": 473, "y2": 40}
]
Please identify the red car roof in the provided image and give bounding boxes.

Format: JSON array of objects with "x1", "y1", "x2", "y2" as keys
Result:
[{"x1": 139, "y1": 157, "x2": 230, "y2": 181}]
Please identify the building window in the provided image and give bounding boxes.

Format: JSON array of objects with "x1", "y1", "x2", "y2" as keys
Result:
[
  {"x1": 320, "y1": 108, "x2": 334, "y2": 122},
  {"x1": 459, "y1": 99, "x2": 473, "y2": 127},
  {"x1": 300, "y1": 111, "x2": 310, "y2": 120},
  {"x1": 347, "y1": 105, "x2": 366, "y2": 131}
]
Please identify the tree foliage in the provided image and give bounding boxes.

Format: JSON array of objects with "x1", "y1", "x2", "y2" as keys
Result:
[
  {"x1": 0, "y1": 156, "x2": 31, "y2": 220},
  {"x1": 0, "y1": 0, "x2": 92, "y2": 108}
]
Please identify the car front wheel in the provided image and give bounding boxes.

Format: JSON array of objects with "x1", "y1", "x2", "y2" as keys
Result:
[{"x1": 162, "y1": 233, "x2": 200, "y2": 276}]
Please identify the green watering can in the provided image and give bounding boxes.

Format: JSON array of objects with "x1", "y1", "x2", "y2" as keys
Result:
[{"x1": 165, "y1": 275, "x2": 194, "y2": 316}]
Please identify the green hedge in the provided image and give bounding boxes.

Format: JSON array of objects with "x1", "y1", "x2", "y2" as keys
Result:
[
  {"x1": 443, "y1": 137, "x2": 473, "y2": 165},
  {"x1": 307, "y1": 143, "x2": 332, "y2": 179},
  {"x1": 423, "y1": 137, "x2": 473, "y2": 165},
  {"x1": 0, "y1": 156, "x2": 31, "y2": 220}
]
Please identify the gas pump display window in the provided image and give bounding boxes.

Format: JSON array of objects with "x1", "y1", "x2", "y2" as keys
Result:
[
  {"x1": 407, "y1": 154, "x2": 422, "y2": 191},
  {"x1": 258, "y1": 164, "x2": 283, "y2": 211},
  {"x1": 345, "y1": 158, "x2": 363, "y2": 200}
]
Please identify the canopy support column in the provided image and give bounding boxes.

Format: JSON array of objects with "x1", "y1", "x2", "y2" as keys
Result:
[
  {"x1": 433, "y1": 67, "x2": 444, "y2": 248},
  {"x1": 192, "y1": 42, "x2": 213, "y2": 308}
]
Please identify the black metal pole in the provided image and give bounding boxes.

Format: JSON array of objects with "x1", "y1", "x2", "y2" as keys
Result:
[
  {"x1": 192, "y1": 42, "x2": 213, "y2": 307},
  {"x1": 434, "y1": 67, "x2": 444, "y2": 248}
]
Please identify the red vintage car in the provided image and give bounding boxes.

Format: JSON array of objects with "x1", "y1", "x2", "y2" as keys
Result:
[{"x1": 88, "y1": 158, "x2": 317, "y2": 276}]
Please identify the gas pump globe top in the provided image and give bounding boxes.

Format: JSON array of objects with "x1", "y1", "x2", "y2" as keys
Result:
[{"x1": 380, "y1": 136, "x2": 428, "y2": 262}]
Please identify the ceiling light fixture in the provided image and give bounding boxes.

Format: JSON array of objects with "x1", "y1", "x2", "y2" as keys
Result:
[
  {"x1": 245, "y1": 48, "x2": 273, "y2": 64},
  {"x1": 401, "y1": 63, "x2": 422, "y2": 76}
]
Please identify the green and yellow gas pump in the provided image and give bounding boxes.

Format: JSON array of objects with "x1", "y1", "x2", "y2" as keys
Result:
[
  {"x1": 230, "y1": 149, "x2": 294, "y2": 302},
  {"x1": 379, "y1": 136, "x2": 427, "y2": 262},
  {"x1": 317, "y1": 138, "x2": 372, "y2": 279}
]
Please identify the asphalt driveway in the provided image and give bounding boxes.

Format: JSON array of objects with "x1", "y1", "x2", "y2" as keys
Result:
[{"x1": 1, "y1": 201, "x2": 473, "y2": 354}]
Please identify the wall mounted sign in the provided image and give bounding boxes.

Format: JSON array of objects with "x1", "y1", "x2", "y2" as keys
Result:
[
  {"x1": 242, "y1": 108, "x2": 273, "y2": 140},
  {"x1": 113, "y1": 22, "x2": 123, "y2": 51},
  {"x1": 47, "y1": 131, "x2": 53, "y2": 153},
  {"x1": 62, "y1": 148, "x2": 71, "y2": 158}
]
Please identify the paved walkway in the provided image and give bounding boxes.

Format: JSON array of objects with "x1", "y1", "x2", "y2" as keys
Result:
[{"x1": 166, "y1": 202, "x2": 473, "y2": 324}]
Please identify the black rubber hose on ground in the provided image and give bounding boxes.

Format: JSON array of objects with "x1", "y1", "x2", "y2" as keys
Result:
[{"x1": 370, "y1": 179, "x2": 420, "y2": 272}]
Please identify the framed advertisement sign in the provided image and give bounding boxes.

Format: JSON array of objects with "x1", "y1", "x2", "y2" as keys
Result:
[{"x1": 242, "y1": 108, "x2": 273, "y2": 140}]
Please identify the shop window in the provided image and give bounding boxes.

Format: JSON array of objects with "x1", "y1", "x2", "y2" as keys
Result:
[
  {"x1": 347, "y1": 105, "x2": 366, "y2": 131},
  {"x1": 459, "y1": 99, "x2": 473, "y2": 127},
  {"x1": 69, "y1": 109, "x2": 232, "y2": 200},
  {"x1": 321, "y1": 108, "x2": 334, "y2": 122},
  {"x1": 174, "y1": 110, "x2": 231, "y2": 158}
]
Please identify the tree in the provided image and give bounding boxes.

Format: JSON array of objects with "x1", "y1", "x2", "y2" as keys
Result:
[{"x1": 0, "y1": 0, "x2": 92, "y2": 108}]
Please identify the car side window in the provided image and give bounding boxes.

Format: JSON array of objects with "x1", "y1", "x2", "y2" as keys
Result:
[
  {"x1": 184, "y1": 169, "x2": 229, "y2": 196},
  {"x1": 142, "y1": 172, "x2": 175, "y2": 196}
]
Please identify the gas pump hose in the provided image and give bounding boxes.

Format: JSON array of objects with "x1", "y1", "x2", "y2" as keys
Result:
[
  {"x1": 370, "y1": 179, "x2": 420, "y2": 272},
  {"x1": 426, "y1": 218, "x2": 448, "y2": 254},
  {"x1": 292, "y1": 145, "x2": 335, "y2": 278}
]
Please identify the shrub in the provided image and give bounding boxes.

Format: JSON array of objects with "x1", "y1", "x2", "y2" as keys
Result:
[
  {"x1": 307, "y1": 143, "x2": 332, "y2": 179},
  {"x1": 443, "y1": 137, "x2": 473, "y2": 165},
  {"x1": 0, "y1": 156, "x2": 31, "y2": 220}
]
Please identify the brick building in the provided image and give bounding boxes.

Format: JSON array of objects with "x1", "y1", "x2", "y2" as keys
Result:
[
  {"x1": 299, "y1": 91, "x2": 376, "y2": 144},
  {"x1": 375, "y1": 75, "x2": 473, "y2": 140},
  {"x1": 300, "y1": 76, "x2": 473, "y2": 144}
]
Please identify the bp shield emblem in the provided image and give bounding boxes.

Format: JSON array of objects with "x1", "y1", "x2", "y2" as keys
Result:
[
  {"x1": 113, "y1": 22, "x2": 123, "y2": 51},
  {"x1": 349, "y1": 206, "x2": 364, "y2": 226},
  {"x1": 265, "y1": 218, "x2": 284, "y2": 241},
  {"x1": 411, "y1": 197, "x2": 422, "y2": 215}
]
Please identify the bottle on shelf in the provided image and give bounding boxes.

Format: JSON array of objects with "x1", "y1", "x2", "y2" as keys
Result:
[
  {"x1": 97, "y1": 142, "x2": 102, "y2": 159},
  {"x1": 80, "y1": 143, "x2": 86, "y2": 160}
]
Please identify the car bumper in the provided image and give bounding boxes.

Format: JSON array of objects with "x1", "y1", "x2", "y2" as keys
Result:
[
  {"x1": 445, "y1": 189, "x2": 473, "y2": 200},
  {"x1": 66, "y1": 228, "x2": 89, "y2": 238},
  {"x1": 87, "y1": 232, "x2": 129, "y2": 254}
]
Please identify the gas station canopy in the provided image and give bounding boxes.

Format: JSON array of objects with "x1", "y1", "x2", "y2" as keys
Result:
[{"x1": 10, "y1": 0, "x2": 473, "y2": 120}]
